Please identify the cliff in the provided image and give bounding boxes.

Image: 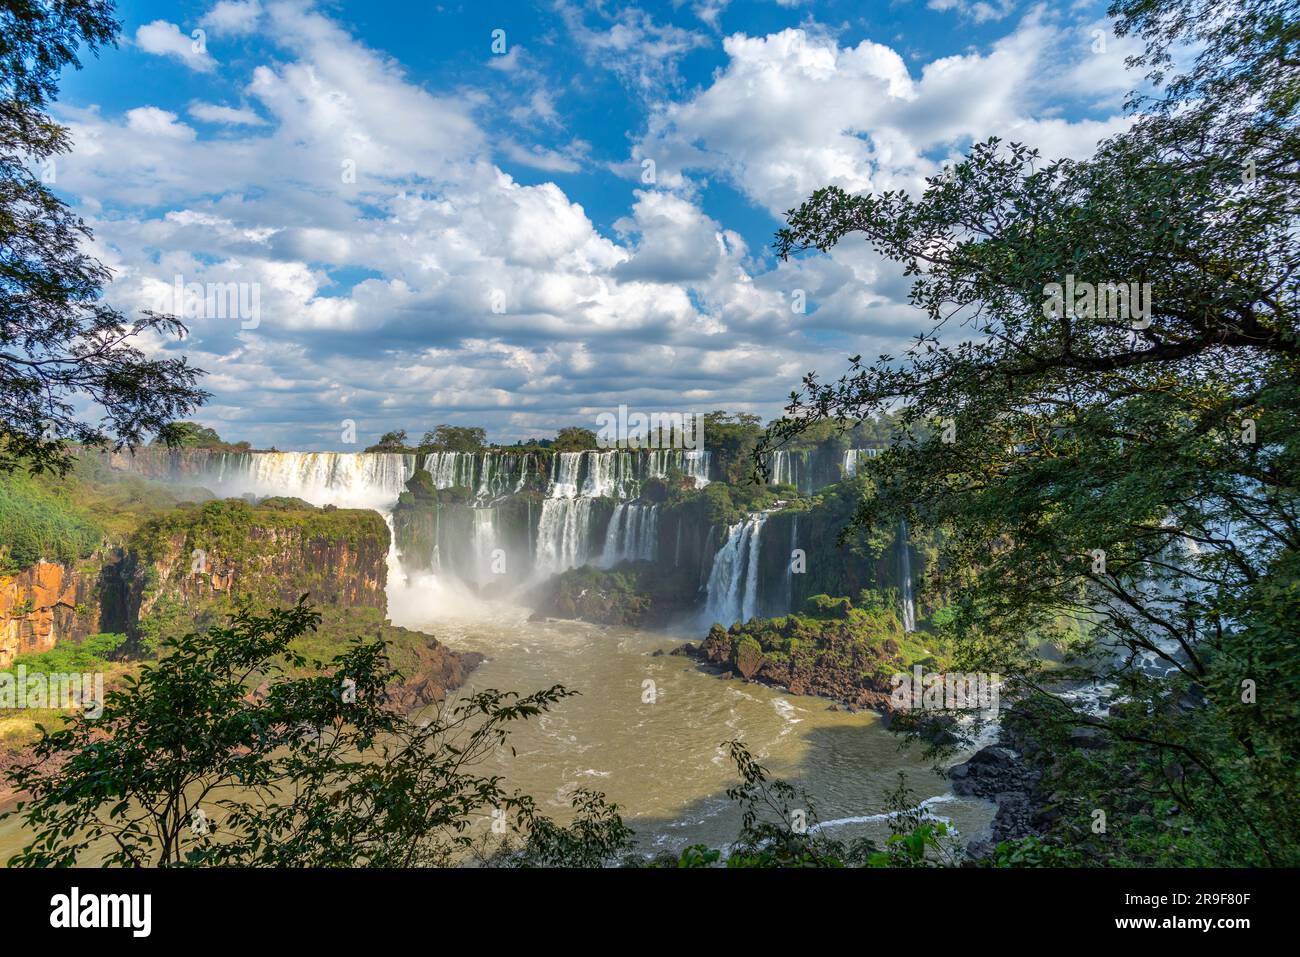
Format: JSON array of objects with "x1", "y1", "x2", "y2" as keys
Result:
[
  {"x1": 122, "y1": 497, "x2": 389, "y2": 643},
  {"x1": 0, "y1": 560, "x2": 106, "y2": 669}
]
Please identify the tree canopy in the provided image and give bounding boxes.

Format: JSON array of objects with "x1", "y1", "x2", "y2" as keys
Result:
[
  {"x1": 760, "y1": 0, "x2": 1298, "y2": 865},
  {"x1": 1, "y1": 0, "x2": 208, "y2": 475}
]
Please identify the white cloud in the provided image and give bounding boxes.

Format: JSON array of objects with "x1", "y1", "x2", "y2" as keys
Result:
[
  {"x1": 200, "y1": 0, "x2": 264, "y2": 36},
  {"x1": 189, "y1": 102, "x2": 268, "y2": 125},
  {"x1": 635, "y1": 9, "x2": 1135, "y2": 218},
  {"x1": 57, "y1": 1, "x2": 1139, "y2": 449},
  {"x1": 928, "y1": 0, "x2": 1018, "y2": 23},
  {"x1": 125, "y1": 107, "x2": 197, "y2": 140},
  {"x1": 135, "y1": 20, "x2": 218, "y2": 72},
  {"x1": 555, "y1": 1, "x2": 710, "y2": 94}
]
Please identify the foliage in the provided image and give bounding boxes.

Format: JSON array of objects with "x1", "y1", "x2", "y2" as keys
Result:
[
  {"x1": 420, "y1": 425, "x2": 486, "y2": 452},
  {"x1": 150, "y1": 421, "x2": 249, "y2": 452},
  {"x1": 130, "y1": 497, "x2": 384, "y2": 565},
  {"x1": 718, "y1": 739, "x2": 859, "y2": 867},
  {"x1": 551, "y1": 426, "x2": 598, "y2": 452},
  {"x1": 3, "y1": 600, "x2": 624, "y2": 867},
  {"x1": 499, "y1": 788, "x2": 636, "y2": 867},
  {"x1": 760, "y1": 0, "x2": 1299, "y2": 865},
  {"x1": 0, "y1": 0, "x2": 207, "y2": 475},
  {"x1": 701, "y1": 411, "x2": 765, "y2": 484},
  {"x1": 11, "y1": 631, "x2": 126, "y2": 671},
  {"x1": 0, "y1": 466, "x2": 104, "y2": 569},
  {"x1": 364, "y1": 429, "x2": 409, "y2": 452}
]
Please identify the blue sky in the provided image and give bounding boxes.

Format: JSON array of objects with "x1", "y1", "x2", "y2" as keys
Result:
[{"x1": 50, "y1": 0, "x2": 1139, "y2": 449}]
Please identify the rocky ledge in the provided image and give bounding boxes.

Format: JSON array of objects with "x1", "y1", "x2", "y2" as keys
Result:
[{"x1": 947, "y1": 740, "x2": 1043, "y2": 858}]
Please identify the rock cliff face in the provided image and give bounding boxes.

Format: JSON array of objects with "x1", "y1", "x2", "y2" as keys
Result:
[
  {"x1": 0, "y1": 559, "x2": 128, "y2": 668},
  {"x1": 2, "y1": 497, "x2": 481, "y2": 707},
  {"x1": 124, "y1": 509, "x2": 388, "y2": 630}
]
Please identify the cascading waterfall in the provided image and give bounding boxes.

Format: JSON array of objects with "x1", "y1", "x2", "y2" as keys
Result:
[
  {"x1": 210, "y1": 451, "x2": 416, "y2": 509},
  {"x1": 471, "y1": 508, "x2": 500, "y2": 586},
  {"x1": 601, "y1": 504, "x2": 659, "y2": 566},
  {"x1": 422, "y1": 451, "x2": 537, "y2": 503},
  {"x1": 898, "y1": 518, "x2": 917, "y2": 633},
  {"x1": 533, "y1": 453, "x2": 591, "y2": 576},
  {"x1": 422, "y1": 451, "x2": 477, "y2": 491},
  {"x1": 767, "y1": 450, "x2": 797, "y2": 490},
  {"x1": 644, "y1": 449, "x2": 711, "y2": 488},
  {"x1": 703, "y1": 513, "x2": 768, "y2": 627},
  {"x1": 783, "y1": 514, "x2": 798, "y2": 611},
  {"x1": 842, "y1": 447, "x2": 879, "y2": 478},
  {"x1": 534, "y1": 497, "x2": 594, "y2": 576},
  {"x1": 113, "y1": 446, "x2": 731, "y2": 604}
]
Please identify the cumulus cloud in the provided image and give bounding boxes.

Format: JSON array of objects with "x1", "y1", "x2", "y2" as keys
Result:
[
  {"x1": 56, "y1": 1, "x2": 1137, "y2": 449},
  {"x1": 634, "y1": 9, "x2": 1135, "y2": 218},
  {"x1": 200, "y1": 0, "x2": 264, "y2": 36},
  {"x1": 135, "y1": 20, "x2": 218, "y2": 72},
  {"x1": 189, "y1": 102, "x2": 268, "y2": 125}
]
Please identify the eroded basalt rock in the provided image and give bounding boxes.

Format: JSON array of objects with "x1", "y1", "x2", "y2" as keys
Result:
[{"x1": 0, "y1": 560, "x2": 121, "y2": 668}]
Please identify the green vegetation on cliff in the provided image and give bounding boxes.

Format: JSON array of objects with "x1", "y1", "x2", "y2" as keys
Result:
[
  {"x1": 0, "y1": 453, "x2": 214, "y2": 572},
  {"x1": 128, "y1": 498, "x2": 391, "y2": 650},
  {"x1": 131, "y1": 497, "x2": 383, "y2": 565},
  {"x1": 698, "y1": 593, "x2": 952, "y2": 710},
  {"x1": 0, "y1": 470, "x2": 105, "y2": 571}
]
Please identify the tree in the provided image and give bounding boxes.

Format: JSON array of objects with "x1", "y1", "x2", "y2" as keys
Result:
[
  {"x1": 701, "y1": 411, "x2": 765, "y2": 483},
  {"x1": 366, "y1": 429, "x2": 408, "y2": 452},
  {"x1": 761, "y1": 0, "x2": 1298, "y2": 865},
  {"x1": 0, "y1": 0, "x2": 208, "y2": 476},
  {"x1": 421, "y1": 424, "x2": 486, "y2": 452},
  {"x1": 3, "y1": 600, "x2": 633, "y2": 867},
  {"x1": 552, "y1": 425, "x2": 597, "y2": 452}
]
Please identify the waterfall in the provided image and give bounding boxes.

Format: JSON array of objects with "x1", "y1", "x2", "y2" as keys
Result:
[
  {"x1": 422, "y1": 450, "x2": 474, "y2": 490},
  {"x1": 783, "y1": 514, "x2": 798, "y2": 612},
  {"x1": 767, "y1": 450, "x2": 812, "y2": 494},
  {"x1": 684, "y1": 450, "x2": 711, "y2": 488},
  {"x1": 533, "y1": 452, "x2": 592, "y2": 575},
  {"x1": 768, "y1": 450, "x2": 793, "y2": 488},
  {"x1": 898, "y1": 518, "x2": 917, "y2": 633},
  {"x1": 644, "y1": 449, "x2": 711, "y2": 489},
  {"x1": 534, "y1": 497, "x2": 594, "y2": 576},
  {"x1": 112, "y1": 446, "x2": 721, "y2": 593},
  {"x1": 582, "y1": 451, "x2": 639, "y2": 499},
  {"x1": 703, "y1": 513, "x2": 768, "y2": 627},
  {"x1": 210, "y1": 451, "x2": 415, "y2": 509},
  {"x1": 842, "y1": 447, "x2": 881, "y2": 479},
  {"x1": 547, "y1": 452, "x2": 584, "y2": 499},
  {"x1": 601, "y1": 504, "x2": 659, "y2": 566},
  {"x1": 472, "y1": 508, "x2": 499, "y2": 586}
]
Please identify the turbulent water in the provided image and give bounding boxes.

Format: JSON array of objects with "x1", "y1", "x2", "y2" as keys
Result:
[{"x1": 383, "y1": 589, "x2": 995, "y2": 855}]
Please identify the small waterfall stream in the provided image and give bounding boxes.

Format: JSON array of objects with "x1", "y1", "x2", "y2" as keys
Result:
[
  {"x1": 898, "y1": 518, "x2": 917, "y2": 633},
  {"x1": 702, "y1": 513, "x2": 768, "y2": 627}
]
